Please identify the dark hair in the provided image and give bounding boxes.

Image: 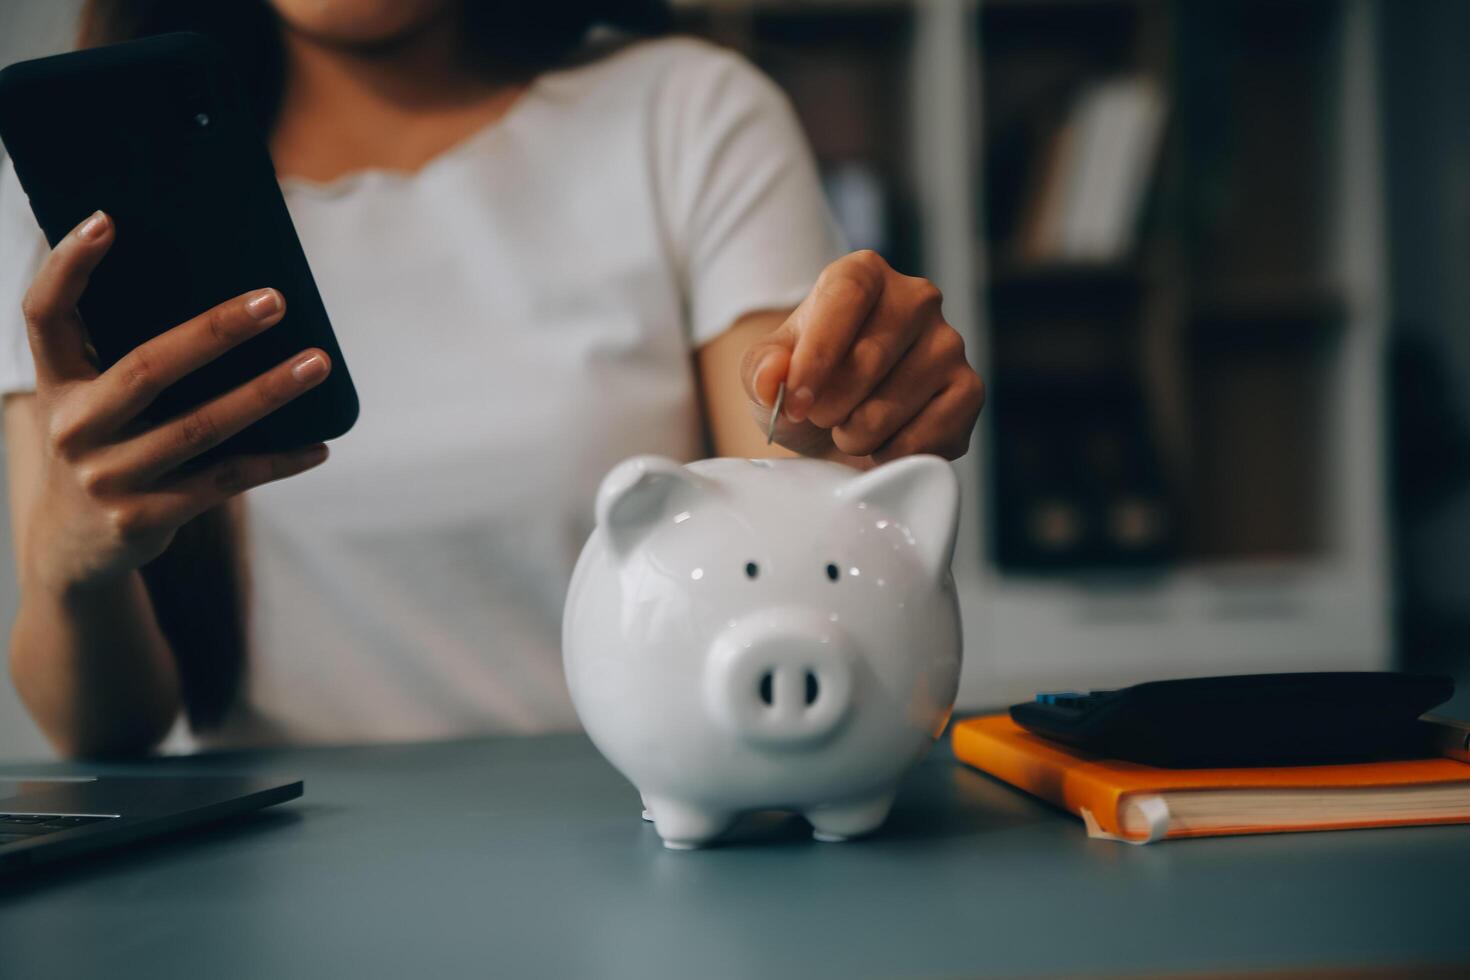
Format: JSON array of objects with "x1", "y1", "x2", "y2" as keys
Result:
[{"x1": 76, "y1": 0, "x2": 671, "y2": 735}]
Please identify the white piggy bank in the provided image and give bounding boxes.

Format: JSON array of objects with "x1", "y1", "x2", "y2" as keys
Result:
[{"x1": 563, "y1": 454, "x2": 962, "y2": 849}]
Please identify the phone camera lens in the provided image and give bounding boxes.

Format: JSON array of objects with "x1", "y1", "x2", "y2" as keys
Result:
[{"x1": 194, "y1": 112, "x2": 211, "y2": 128}]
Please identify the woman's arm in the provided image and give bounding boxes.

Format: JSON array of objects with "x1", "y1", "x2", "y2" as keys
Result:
[
  {"x1": 5, "y1": 211, "x2": 333, "y2": 758},
  {"x1": 6, "y1": 393, "x2": 181, "y2": 757},
  {"x1": 700, "y1": 251, "x2": 985, "y2": 463}
]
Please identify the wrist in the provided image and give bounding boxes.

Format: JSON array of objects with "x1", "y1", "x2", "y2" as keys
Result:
[
  {"x1": 18, "y1": 515, "x2": 126, "y2": 605},
  {"x1": 21, "y1": 559, "x2": 128, "y2": 613}
]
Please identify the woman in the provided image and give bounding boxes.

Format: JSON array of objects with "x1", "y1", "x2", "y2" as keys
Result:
[{"x1": 0, "y1": 0, "x2": 984, "y2": 756}]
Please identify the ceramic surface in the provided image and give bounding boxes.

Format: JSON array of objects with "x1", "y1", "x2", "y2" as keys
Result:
[{"x1": 562, "y1": 454, "x2": 963, "y2": 849}]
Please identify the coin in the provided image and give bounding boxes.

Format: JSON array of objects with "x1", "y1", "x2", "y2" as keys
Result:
[{"x1": 766, "y1": 380, "x2": 786, "y2": 445}]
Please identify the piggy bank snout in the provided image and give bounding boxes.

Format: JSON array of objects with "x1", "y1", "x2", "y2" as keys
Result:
[{"x1": 704, "y1": 610, "x2": 855, "y2": 748}]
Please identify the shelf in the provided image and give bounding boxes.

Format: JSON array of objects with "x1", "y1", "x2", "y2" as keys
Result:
[
  {"x1": 674, "y1": 0, "x2": 1158, "y2": 8},
  {"x1": 671, "y1": 0, "x2": 906, "y2": 10},
  {"x1": 986, "y1": 257, "x2": 1150, "y2": 287},
  {"x1": 672, "y1": 2, "x2": 910, "y2": 33},
  {"x1": 981, "y1": 0, "x2": 1160, "y2": 9},
  {"x1": 1189, "y1": 283, "x2": 1349, "y2": 331},
  {"x1": 986, "y1": 267, "x2": 1145, "y2": 319}
]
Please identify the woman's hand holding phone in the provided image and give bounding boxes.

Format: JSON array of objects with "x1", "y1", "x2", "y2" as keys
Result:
[{"x1": 19, "y1": 210, "x2": 333, "y2": 593}]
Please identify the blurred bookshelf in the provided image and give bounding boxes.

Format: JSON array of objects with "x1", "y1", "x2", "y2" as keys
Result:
[{"x1": 675, "y1": 0, "x2": 1391, "y2": 709}]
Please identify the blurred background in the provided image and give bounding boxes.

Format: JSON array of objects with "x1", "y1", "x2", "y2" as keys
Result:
[{"x1": 2, "y1": 0, "x2": 1468, "y2": 756}]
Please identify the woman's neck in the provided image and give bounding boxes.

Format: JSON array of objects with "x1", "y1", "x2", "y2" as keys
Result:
[{"x1": 269, "y1": 18, "x2": 527, "y2": 183}]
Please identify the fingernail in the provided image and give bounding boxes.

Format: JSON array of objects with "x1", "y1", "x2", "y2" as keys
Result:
[
  {"x1": 786, "y1": 386, "x2": 814, "y2": 422},
  {"x1": 78, "y1": 211, "x2": 108, "y2": 241},
  {"x1": 291, "y1": 352, "x2": 328, "y2": 383},
  {"x1": 246, "y1": 289, "x2": 281, "y2": 320},
  {"x1": 754, "y1": 354, "x2": 776, "y2": 405},
  {"x1": 300, "y1": 444, "x2": 328, "y2": 465}
]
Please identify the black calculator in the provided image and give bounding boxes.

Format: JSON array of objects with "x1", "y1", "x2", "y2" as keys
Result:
[{"x1": 1009, "y1": 672, "x2": 1455, "y2": 768}]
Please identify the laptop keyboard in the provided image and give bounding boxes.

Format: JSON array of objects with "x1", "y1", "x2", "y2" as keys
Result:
[{"x1": 0, "y1": 813, "x2": 114, "y2": 845}]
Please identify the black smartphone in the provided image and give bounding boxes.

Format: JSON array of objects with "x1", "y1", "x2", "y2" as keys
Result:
[
  {"x1": 0, "y1": 32, "x2": 357, "y2": 454},
  {"x1": 1010, "y1": 672, "x2": 1455, "y2": 767}
]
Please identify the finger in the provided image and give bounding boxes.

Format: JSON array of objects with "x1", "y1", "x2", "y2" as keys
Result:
[
  {"x1": 21, "y1": 211, "x2": 113, "y2": 384},
  {"x1": 785, "y1": 251, "x2": 887, "y2": 422},
  {"x1": 82, "y1": 288, "x2": 286, "y2": 439},
  {"x1": 739, "y1": 325, "x2": 795, "y2": 408},
  {"x1": 149, "y1": 444, "x2": 330, "y2": 526},
  {"x1": 830, "y1": 348, "x2": 948, "y2": 458},
  {"x1": 109, "y1": 349, "x2": 331, "y2": 486},
  {"x1": 831, "y1": 323, "x2": 964, "y2": 455},
  {"x1": 871, "y1": 369, "x2": 986, "y2": 463},
  {"x1": 805, "y1": 277, "x2": 939, "y2": 429}
]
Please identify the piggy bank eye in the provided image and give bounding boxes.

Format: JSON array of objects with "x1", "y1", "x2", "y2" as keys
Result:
[
  {"x1": 825, "y1": 562, "x2": 840, "y2": 582},
  {"x1": 745, "y1": 561, "x2": 759, "y2": 580}
]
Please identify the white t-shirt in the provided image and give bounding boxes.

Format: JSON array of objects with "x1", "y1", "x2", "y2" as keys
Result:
[{"x1": 0, "y1": 38, "x2": 845, "y2": 746}]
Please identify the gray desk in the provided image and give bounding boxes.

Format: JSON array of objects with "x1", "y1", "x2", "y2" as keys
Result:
[{"x1": 1, "y1": 734, "x2": 1466, "y2": 979}]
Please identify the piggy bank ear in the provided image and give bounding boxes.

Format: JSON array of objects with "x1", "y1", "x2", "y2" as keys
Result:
[
  {"x1": 838, "y1": 455, "x2": 960, "y2": 578},
  {"x1": 596, "y1": 455, "x2": 711, "y2": 558}
]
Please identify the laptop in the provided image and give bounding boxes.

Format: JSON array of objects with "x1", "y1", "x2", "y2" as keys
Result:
[{"x1": 0, "y1": 774, "x2": 302, "y2": 874}]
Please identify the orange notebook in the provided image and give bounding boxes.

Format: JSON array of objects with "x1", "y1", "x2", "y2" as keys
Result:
[{"x1": 952, "y1": 714, "x2": 1470, "y2": 843}]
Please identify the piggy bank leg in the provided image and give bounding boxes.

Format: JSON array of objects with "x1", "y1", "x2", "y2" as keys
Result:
[
  {"x1": 805, "y1": 792, "x2": 896, "y2": 843},
  {"x1": 640, "y1": 793, "x2": 653, "y2": 822},
  {"x1": 643, "y1": 796, "x2": 732, "y2": 850}
]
